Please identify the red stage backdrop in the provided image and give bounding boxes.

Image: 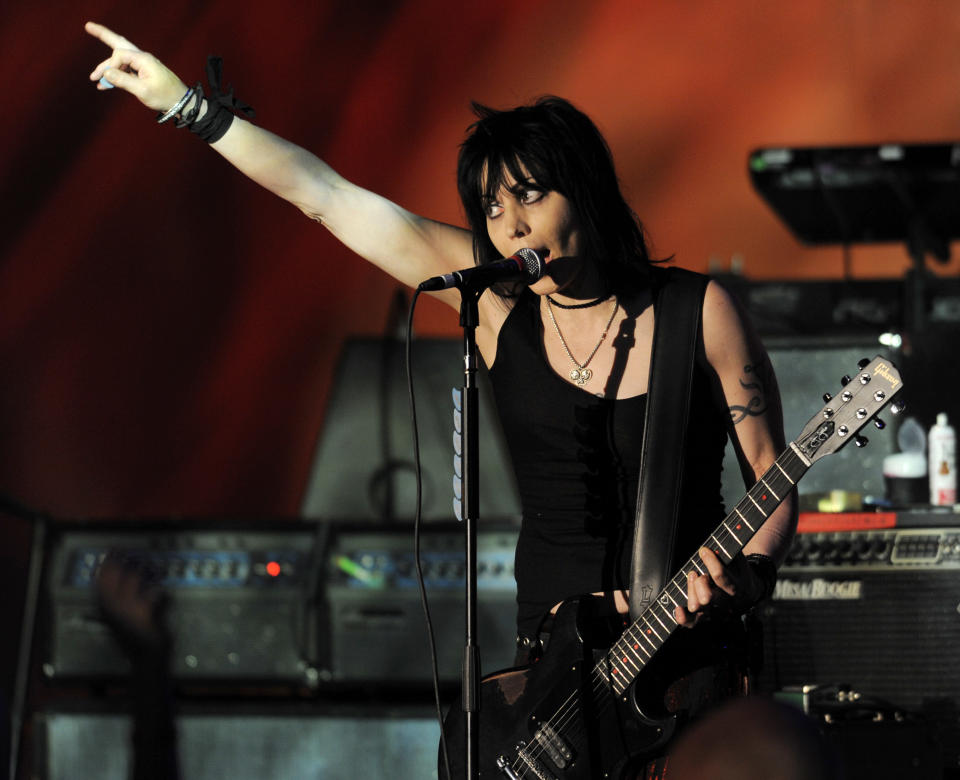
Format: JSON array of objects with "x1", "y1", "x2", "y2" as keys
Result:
[{"x1": 2, "y1": 0, "x2": 959, "y2": 519}]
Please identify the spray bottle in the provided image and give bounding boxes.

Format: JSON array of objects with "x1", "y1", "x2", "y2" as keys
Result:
[{"x1": 929, "y1": 413, "x2": 957, "y2": 506}]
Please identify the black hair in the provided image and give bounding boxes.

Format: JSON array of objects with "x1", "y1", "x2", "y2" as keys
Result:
[{"x1": 456, "y1": 96, "x2": 662, "y2": 296}]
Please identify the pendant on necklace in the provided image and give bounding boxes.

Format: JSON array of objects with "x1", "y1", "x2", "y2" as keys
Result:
[{"x1": 570, "y1": 367, "x2": 592, "y2": 385}]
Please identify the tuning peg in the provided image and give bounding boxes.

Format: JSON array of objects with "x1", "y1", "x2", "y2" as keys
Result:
[
  {"x1": 857, "y1": 358, "x2": 871, "y2": 369},
  {"x1": 873, "y1": 417, "x2": 886, "y2": 430},
  {"x1": 822, "y1": 392, "x2": 833, "y2": 403},
  {"x1": 854, "y1": 435, "x2": 869, "y2": 448},
  {"x1": 840, "y1": 375, "x2": 852, "y2": 386},
  {"x1": 890, "y1": 400, "x2": 907, "y2": 415}
]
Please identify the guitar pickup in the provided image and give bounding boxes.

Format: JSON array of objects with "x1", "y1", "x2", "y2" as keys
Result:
[{"x1": 532, "y1": 721, "x2": 574, "y2": 769}]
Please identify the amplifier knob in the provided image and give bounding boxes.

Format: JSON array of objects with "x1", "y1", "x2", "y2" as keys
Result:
[{"x1": 786, "y1": 541, "x2": 805, "y2": 563}]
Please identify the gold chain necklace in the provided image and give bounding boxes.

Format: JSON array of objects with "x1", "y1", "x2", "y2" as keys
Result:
[{"x1": 545, "y1": 296, "x2": 619, "y2": 385}]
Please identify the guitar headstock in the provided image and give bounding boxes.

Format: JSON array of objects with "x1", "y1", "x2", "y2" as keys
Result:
[{"x1": 793, "y1": 356, "x2": 904, "y2": 465}]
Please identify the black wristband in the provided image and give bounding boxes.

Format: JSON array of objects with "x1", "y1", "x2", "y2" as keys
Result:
[
  {"x1": 745, "y1": 553, "x2": 778, "y2": 603},
  {"x1": 186, "y1": 56, "x2": 256, "y2": 144},
  {"x1": 189, "y1": 101, "x2": 235, "y2": 143}
]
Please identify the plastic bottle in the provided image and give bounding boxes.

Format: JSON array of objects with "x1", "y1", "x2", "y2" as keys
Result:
[{"x1": 928, "y1": 413, "x2": 957, "y2": 506}]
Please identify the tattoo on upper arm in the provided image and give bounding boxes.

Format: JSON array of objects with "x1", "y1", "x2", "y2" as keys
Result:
[{"x1": 729, "y1": 361, "x2": 772, "y2": 425}]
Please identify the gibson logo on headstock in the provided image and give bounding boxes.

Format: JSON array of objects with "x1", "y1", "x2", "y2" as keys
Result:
[{"x1": 873, "y1": 362, "x2": 900, "y2": 390}]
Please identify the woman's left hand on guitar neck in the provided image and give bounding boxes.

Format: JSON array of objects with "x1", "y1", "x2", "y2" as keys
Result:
[{"x1": 674, "y1": 547, "x2": 766, "y2": 627}]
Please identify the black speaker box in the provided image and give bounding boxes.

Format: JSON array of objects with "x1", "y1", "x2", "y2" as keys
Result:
[{"x1": 756, "y1": 524, "x2": 960, "y2": 774}]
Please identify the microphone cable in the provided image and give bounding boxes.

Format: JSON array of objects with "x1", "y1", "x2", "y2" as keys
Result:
[{"x1": 404, "y1": 287, "x2": 454, "y2": 780}]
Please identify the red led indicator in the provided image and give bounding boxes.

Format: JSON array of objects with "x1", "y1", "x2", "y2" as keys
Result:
[
  {"x1": 266, "y1": 561, "x2": 281, "y2": 577},
  {"x1": 761, "y1": 494, "x2": 768, "y2": 501}
]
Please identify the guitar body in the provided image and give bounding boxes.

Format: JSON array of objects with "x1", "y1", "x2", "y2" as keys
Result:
[{"x1": 441, "y1": 598, "x2": 678, "y2": 779}]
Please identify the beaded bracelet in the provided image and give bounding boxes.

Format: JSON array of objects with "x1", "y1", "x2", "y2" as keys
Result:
[
  {"x1": 156, "y1": 87, "x2": 195, "y2": 124},
  {"x1": 174, "y1": 82, "x2": 205, "y2": 129}
]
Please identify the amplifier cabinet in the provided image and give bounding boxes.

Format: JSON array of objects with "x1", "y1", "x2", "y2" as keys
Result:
[
  {"x1": 756, "y1": 526, "x2": 960, "y2": 772},
  {"x1": 322, "y1": 523, "x2": 519, "y2": 684},
  {"x1": 43, "y1": 523, "x2": 320, "y2": 684},
  {"x1": 34, "y1": 703, "x2": 439, "y2": 780}
]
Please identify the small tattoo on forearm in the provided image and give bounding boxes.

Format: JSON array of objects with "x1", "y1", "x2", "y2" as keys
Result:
[{"x1": 729, "y1": 362, "x2": 770, "y2": 424}]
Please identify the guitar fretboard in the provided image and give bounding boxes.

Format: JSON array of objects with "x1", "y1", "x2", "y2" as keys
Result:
[{"x1": 604, "y1": 444, "x2": 808, "y2": 694}]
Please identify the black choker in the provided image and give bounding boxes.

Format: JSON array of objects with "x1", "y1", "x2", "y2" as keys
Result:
[{"x1": 545, "y1": 294, "x2": 612, "y2": 310}]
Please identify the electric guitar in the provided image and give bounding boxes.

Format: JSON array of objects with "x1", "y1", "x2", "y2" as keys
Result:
[{"x1": 441, "y1": 356, "x2": 904, "y2": 779}]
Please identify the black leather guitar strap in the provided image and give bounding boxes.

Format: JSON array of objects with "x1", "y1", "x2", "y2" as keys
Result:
[{"x1": 628, "y1": 267, "x2": 709, "y2": 619}]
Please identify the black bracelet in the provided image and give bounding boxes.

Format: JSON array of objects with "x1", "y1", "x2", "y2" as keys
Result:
[
  {"x1": 174, "y1": 82, "x2": 205, "y2": 129},
  {"x1": 745, "y1": 553, "x2": 778, "y2": 603},
  {"x1": 184, "y1": 56, "x2": 256, "y2": 144}
]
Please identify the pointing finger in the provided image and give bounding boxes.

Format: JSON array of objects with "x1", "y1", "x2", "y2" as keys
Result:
[{"x1": 85, "y1": 21, "x2": 141, "y2": 53}]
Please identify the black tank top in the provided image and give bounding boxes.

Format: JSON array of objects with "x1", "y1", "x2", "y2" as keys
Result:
[{"x1": 488, "y1": 274, "x2": 729, "y2": 637}]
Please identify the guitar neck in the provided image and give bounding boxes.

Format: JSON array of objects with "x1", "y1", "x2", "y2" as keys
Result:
[{"x1": 605, "y1": 443, "x2": 809, "y2": 694}]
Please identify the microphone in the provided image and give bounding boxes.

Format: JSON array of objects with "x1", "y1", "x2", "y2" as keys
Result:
[{"x1": 417, "y1": 248, "x2": 544, "y2": 292}]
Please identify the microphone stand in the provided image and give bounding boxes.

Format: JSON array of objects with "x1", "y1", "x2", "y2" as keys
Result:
[{"x1": 456, "y1": 282, "x2": 483, "y2": 780}]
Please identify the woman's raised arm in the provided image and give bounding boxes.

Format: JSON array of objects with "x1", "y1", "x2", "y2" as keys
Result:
[{"x1": 85, "y1": 22, "x2": 474, "y2": 297}]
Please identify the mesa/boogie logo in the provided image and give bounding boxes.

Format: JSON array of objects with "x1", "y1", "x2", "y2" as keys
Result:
[{"x1": 773, "y1": 578, "x2": 862, "y2": 600}]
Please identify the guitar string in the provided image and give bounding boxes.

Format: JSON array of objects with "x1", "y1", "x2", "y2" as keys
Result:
[{"x1": 512, "y1": 456, "x2": 801, "y2": 775}]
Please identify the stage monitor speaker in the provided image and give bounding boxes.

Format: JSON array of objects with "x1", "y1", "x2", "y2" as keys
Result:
[
  {"x1": 300, "y1": 337, "x2": 521, "y2": 522},
  {"x1": 34, "y1": 704, "x2": 438, "y2": 780},
  {"x1": 755, "y1": 523, "x2": 960, "y2": 773},
  {"x1": 720, "y1": 336, "x2": 900, "y2": 510}
]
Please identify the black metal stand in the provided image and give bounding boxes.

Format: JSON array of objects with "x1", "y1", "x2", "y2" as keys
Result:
[
  {"x1": 456, "y1": 284, "x2": 483, "y2": 780},
  {"x1": 6, "y1": 502, "x2": 47, "y2": 780}
]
